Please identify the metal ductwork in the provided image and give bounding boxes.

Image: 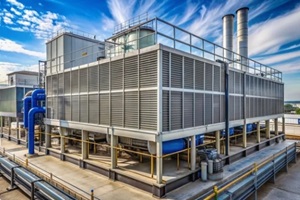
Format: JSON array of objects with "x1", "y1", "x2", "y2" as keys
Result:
[
  {"x1": 236, "y1": 7, "x2": 249, "y2": 70},
  {"x1": 222, "y1": 14, "x2": 234, "y2": 61}
]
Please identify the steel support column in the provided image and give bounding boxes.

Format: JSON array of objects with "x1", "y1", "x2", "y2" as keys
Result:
[
  {"x1": 215, "y1": 131, "x2": 221, "y2": 154},
  {"x1": 243, "y1": 122, "x2": 247, "y2": 148},
  {"x1": 82, "y1": 130, "x2": 88, "y2": 160},
  {"x1": 60, "y1": 127, "x2": 66, "y2": 153},
  {"x1": 257, "y1": 121, "x2": 260, "y2": 143},
  {"x1": 16, "y1": 117, "x2": 20, "y2": 141},
  {"x1": 282, "y1": 117, "x2": 285, "y2": 135},
  {"x1": 110, "y1": 128, "x2": 118, "y2": 169},
  {"x1": 274, "y1": 118, "x2": 278, "y2": 136},
  {"x1": 266, "y1": 120, "x2": 270, "y2": 139},
  {"x1": 45, "y1": 125, "x2": 51, "y2": 148},
  {"x1": 156, "y1": 134, "x2": 163, "y2": 184},
  {"x1": 191, "y1": 135, "x2": 196, "y2": 171}
]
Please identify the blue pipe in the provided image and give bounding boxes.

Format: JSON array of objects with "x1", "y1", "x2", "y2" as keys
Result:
[
  {"x1": 28, "y1": 107, "x2": 45, "y2": 155},
  {"x1": 31, "y1": 89, "x2": 45, "y2": 107},
  {"x1": 23, "y1": 96, "x2": 32, "y2": 128}
]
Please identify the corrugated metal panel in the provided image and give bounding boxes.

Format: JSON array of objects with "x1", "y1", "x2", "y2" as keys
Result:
[
  {"x1": 111, "y1": 60, "x2": 123, "y2": 90},
  {"x1": 171, "y1": 53, "x2": 183, "y2": 88},
  {"x1": 195, "y1": 60, "x2": 204, "y2": 90},
  {"x1": 140, "y1": 90, "x2": 157, "y2": 130},
  {"x1": 162, "y1": 90, "x2": 169, "y2": 131},
  {"x1": 220, "y1": 95, "x2": 225, "y2": 122},
  {"x1": 89, "y1": 94, "x2": 99, "y2": 124},
  {"x1": 184, "y1": 92, "x2": 193, "y2": 128},
  {"x1": 184, "y1": 57, "x2": 194, "y2": 89},
  {"x1": 88, "y1": 65, "x2": 99, "y2": 92},
  {"x1": 205, "y1": 94, "x2": 212, "y2": 124},
  {"x1": 64, "y1": 96, "x2": 71, "y2": 121},
  {"x1": 47, "y1": 97, "x2": 52, "y2": 118},
  {"x1": 100, "y1": 63, "x2": 109, "y2": 91},
  {"x1": 71, "y1": 95, "x2": 79, "y2": 122},
  {"x1": 64, "y1": 72, "x2": 71, "y2": 94},
  {"x1": 80, "y1": 95, "x2": 88, "y2": 123},
  {"x1": 229, "y1": 71, "x2": 234, "y2": 93},
  {"x1": 213, "y1": 94, "x2": 220, "y2": 123},
  {"x1": 140, "y1": 51, "x2": 157, "y2": 88},
  {"x1": 213, "y1": 66, "x2": 220, "y2": 92},
  {"x1": 220, "y1": 65, "x2": 225, "y2": 92},
  {"x1": 47, "y1": 76, "x2": 52, "y2": 95},
  {"x1": 234, "y1": 72, "x2": 241, "y2": 94},
  {"x1": 80, "y1": 68, "x2": 88, "y2": 92},
  {"x1": 58, "y1": 96, "x2": 64, "y2": 120},
  {"x1": 195, "y1": 93, "x2": 204, "y2": 126},
  {"x1": 52, "y1": 74, "x2": 58, "y2": 95},
  {"x1": 171, "y1": 91, "x2": 182, "y2": 130},
  {"x1": 162, "y1": 51, "x2": 169, "y2": 87},
  {"x1": 124, "y1": 91, "x2": 138, "y2": 129},
  {"x1": 245, "y1": 75, "x2": 250, "y2": 95},
  {"x1": 52, "y1": 96, "x2": 58, "y2": 119},
  {"x1": 124, "y1": 56, "x2": 138, "y2": 89},
  {"x1": 100, "y1": 94, "x2": 109, "y2": 125},
  {"x1": 205, "y1": 64, "x2": 213, "y2": 91},
  {"x1": 71, "y1": 70, "x2": 79, "y2": 93},
  {"x1": 111, "y1": 92, "x2": 123, "y2": 126},
  {"x1": 234, "y1": 96, "x2": 241, "y2": 120},
  {"x1": 58, "y1": 73, "x2": 64, "y2": 95}
]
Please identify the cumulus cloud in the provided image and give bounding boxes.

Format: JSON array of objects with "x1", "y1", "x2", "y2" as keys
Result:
[
  {"x1": 0, "y1": 38, "x2": 45, "y2": 58},
  {"x1": 7, "y1": 0, "x2": 24, "y2": 10},
  {"x1": 3, "y1": 16, "x2": 14, "y2": 24},
  {"x1": 11, "y1": 7, "x2": 22, "y2": 16}
]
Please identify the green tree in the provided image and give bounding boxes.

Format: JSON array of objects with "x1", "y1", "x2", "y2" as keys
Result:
[
  {"x1": 296, "y1": 107, "x2": 300, "y2": 114},
  {"x1": 284, "y1": 104, "x2": 295, "y2": 113}
]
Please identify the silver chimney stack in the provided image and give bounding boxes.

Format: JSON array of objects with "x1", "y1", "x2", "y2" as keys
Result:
[
  {"x1": 236, "y1": 7, "x2": 249, "y2": 70},
  {"x1": 222, "y1": 14, "x2": 235, "y2": 61}
]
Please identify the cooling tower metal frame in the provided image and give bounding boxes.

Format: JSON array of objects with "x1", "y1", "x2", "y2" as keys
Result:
[
  {"x1": 236, "y1": 7, "x2": 249, "y2": 70},
  {"x1": 222, "y1": 14, "x2": 235, "y2": 61}
]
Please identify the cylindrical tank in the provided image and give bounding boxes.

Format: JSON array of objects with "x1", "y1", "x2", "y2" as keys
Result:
[
  {"x1": 113, "y1": 27, "x2": 155, "y2": 56},
  {"x1": 222, "y1": 14, "x2": 235, "y2": 61},
  {"x1": 236, "y1": 7, "x2": 249, "y2": 70},
  {"x1": 148, "y1": 138, "x2": 187, "y2": 155}
]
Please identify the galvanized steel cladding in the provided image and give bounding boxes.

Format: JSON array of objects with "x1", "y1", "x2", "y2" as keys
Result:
[{"x1": 46, "y1": 47, "x2": 284, "y2": 132}]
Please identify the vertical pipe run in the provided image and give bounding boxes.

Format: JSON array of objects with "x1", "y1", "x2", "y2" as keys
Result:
[
  {"x1": 243, "y1": 122, "x2": 247, "y2": 148},
  {"x1": 282, "y1": 117, "x2": 285, "y2": 135},
  {"x1": 222, "y1": 14, "x2": 235, "y2": 61},
  {"x1": 28, "y1": 107, "x2": 45, "y2": 155},
  {"x1": 275, "y1": 118, "x2": 278, "y2": 136},
  {"x1": 257, "y1": 121, "x2": 261, "y2": 143},
  {"x1": 215, "y1": 131, "x2": 220, "y2": 154},
  {"x1": 224, "y1": 62, "x2": 230, "y2": 155},
  {"x1": 191, "y1": 135, "x2": 196, "y2": 171},
  {"x1": 156, "y1": 134, "x2": 163, "y2": 184}
]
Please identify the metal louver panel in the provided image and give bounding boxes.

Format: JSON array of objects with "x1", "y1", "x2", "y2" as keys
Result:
[
  {"x1": 162, "y1": 90, "x2": 169, "y2": 131},
  {"x1": 47, "y1": 97, "x2": 52, "y2": 118},
  {"x1": 140, "y1": 90, "x2": 157, "y2": 130},
  {"x1": 64, "y1": 96, "x2": 71, "y2": 121},
  {"x1": 52, "y1": 96, "x2": 58, "y2": 119},
  {"x1": 162, "y1": 51, "x2": 169, "y2": 87},
  {"x1": 88, "y1": 65, "x2": 99, "y2": 92},
  {"x1": 58, "y1": 73, "x2": 64, "y2": 95},
  {"x1": 100, "y1": 63, "x2": 109, "y2": 91},
  {"x1": 234, "y1": 96, "x2": 241, "y2": 120},
  {"x1": 184, "y1": 57, "x2": 194, "y2": 89},
  {"x1": 205, "y1": 94, "x2": 212, "y2": 124},
  {"x1": 220, "y1": 65, "x2": 225, "y2": 92},
  {"x1": 213, "y1": 94, "x2": 220, "y2": 123},
  {"x1": 80, "y1": 95, "x2": 88, "y2": 123},
  {"x1": 80, "y1": 68, "x2": 88, "y2": 93},
  {"x1": 124, "y1": 56, "x2": 138, "y2": 89},
  {"x1": 111, "y1": 60, "x2": 123, "y2": 90},
  {"x1": 229, "y1": 95, "x2": 234, "y2": 121},
  {"x1": 205, "y1": 64, "x2": 213, "y2": 91},
  {"x1": 124, "y1": 91, "x2": 138, "y2": 128},
  {"x1": 195, "y1": 93, "x2": 204, "y2": 126},
  {"x1": 100, "y1": 94, "x2": 109, "y2": 125},
  {"x1": 195, "y1": 60, "x2": 204, "y2": 90},
  {"x1": 47, "y1": 76, "x2": 52, "y2": 95},
  {"x1": 64, "y1": 72, "x2": 71, "y2": 94},
  {"x1": 220, "y1": 95, "x2": 225, "y2": 122},
  {"x1": 89, "y1": 94, "x2": 99, "y2": 124},
  {"x1": 71, "y1": 70, "x2": 79, "y2": 93},
  {"x1": 213, "y1": 66, "x2": 220, "y2": 92},
  {"x1": 245, "y1": 75, "x2": 250, "y2": 95},
  {"x1": 71, "y1": 95, "x2": 79, "y2": 122},
  {"x1": 246, "y1": 97, "x2": 250, "y2": 118},
  {"x1": 171, "y1": 91, "x2": 182, "y2": 130},
  {"x1": 140, "y1": 51, "x2": 157, "y2": 88},
  {"x1": 111, "y1": 92, "x2": 123, "y2": 126},
  {"x1": 52, "y1": 74, "x2": 58, "y2": 95},
  {"x1": 184, "y1": 92, "x2": 194, "y2": 128},
  {"x1": 58, "y1": 96, "x2": 64, "y2": 120},
  {"x1": 234, "y1": 72, "x2": 241, "y2": 94},
  {"x1": 229, "y1": 71, "x2": 234, "y2": 93},
  {"x1": 171, "y1": 53, "x2": 183, "y2": 88}
]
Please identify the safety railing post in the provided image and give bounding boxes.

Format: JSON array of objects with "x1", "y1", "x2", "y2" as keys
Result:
[
  {"x1": 213, "y1": 185, "x2": 218, "y2": 200},
  {"x1": 90, "y1": 189, "x2": 94, "y2": 200},
  {"x1": 151, "y1": 154, "x2": 154, "y2": 178}
]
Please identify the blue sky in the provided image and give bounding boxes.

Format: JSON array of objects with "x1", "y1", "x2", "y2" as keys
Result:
[{"x1": 0, "y1": 0, "x2": 299, "y2": 100}]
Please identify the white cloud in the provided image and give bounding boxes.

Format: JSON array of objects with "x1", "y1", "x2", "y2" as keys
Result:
[
  {"x1": 24, "y1": 10, "x2": 39, "y2": 17},
  {"x1": 249, "y1": 5, "x2": 300, "y2": 56},
  {"x1": 10, "y1": 27, "x2": 25, "y2": 32},
  {"x1": 256, "y1": 50, "x2": 300, "y2": 66},
  {"x1": 177, "y1": 1, "x2": 201, "y2": 25},
  {"x1": 0, "y1": 38, "x2": 45, "y2": 58},
  {"x1": 7, "y1": 0, "x2": 25, "y2": 9},
  {"x1": 4, "y1": 11, "x2": 14, "y2": 19},
  {"x1": 3, "y1": 16, "x2": 13, "y2": 24},
  {"x1": 17, "y1": 20, "x2": 31, "y2": 26},
  {"x1": 11, "y1": 7, "x2": 22, "y2": 16}
]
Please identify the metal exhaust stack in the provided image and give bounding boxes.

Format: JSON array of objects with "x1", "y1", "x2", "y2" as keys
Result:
[
  {"x1": 236, "y1": 7, "x2": 249, "y2": 70},
  {"x1": 222, "y1": 14, "x2": 235, "y2": 61}
]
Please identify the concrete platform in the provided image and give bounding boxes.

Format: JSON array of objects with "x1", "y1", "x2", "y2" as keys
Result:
[
  {"x1": 0, "y1": 138, "x2": 155, "y2": 200},
  {"x1": 0, "y1": 176, "x2": 29, "y2": 200},
  {"x1": 165, "y1": 140, "x2": 296, "y2": 200}
]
